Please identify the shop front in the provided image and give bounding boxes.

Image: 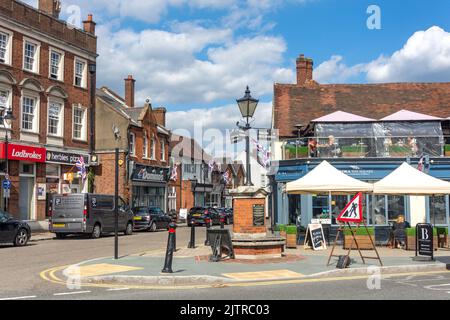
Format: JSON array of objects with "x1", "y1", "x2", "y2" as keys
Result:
[
  {"x1": 0, "y1": 143, "x2": 46, "y2": 221},
  {"x1": 130, "y1": 163, "x2": 169, "y2": 211},
  {"x1": 271, "y1": 159, "x2": 450, "y2": 228}
]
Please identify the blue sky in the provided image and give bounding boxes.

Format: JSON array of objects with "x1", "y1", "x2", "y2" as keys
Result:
[{"x1": 23, "y1": 0, "x2": 450, "y2": 141}]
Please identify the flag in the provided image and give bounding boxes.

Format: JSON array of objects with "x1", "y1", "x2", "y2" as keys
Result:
[
  {"x1": 417, "y1": 154, "x2": 425, "y2": 172},
  {"x1": 252, "y1": 138, "x2": 271, "y2": 168},
  {"x1": 170, "y1": 164, "x2": 178, "y2": 181},
  {"x1": 222, "y1": 170, "x2": 230, "y2": 184},
  {"x1": 75, "y1": 156, "x2": 87, "y2": 184},
  {"x1": 208, "y1": 159, "x2": 216, "y2": 173}
]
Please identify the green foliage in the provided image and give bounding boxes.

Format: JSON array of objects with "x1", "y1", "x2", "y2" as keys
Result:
[
  {"x1": 445, "y1": 145, "x2": 450, "y2": 152},
  {"x1": 343, "y1": 227, "x2": 375, "y2": 236},
  {"x1": 286, "y1": 225, "x2": 297, "y2": 235},
  {"x1": 341, "y1": 145, "x2": 368, "y2": 153},
  {"x1": 406, "y1": 228, "x2": 439, "y2": 236},
  {"x1": 389, "y1": 145, "x2": 411, "y2": 154},
  {"x1": 278, "y1": 224, "x2": 287, "y2": 232},
  {"x1": 87, "y1": 167, "x2": 95, "y2": 193},
  {"x1": 285, "y1": 145, "x2": 308, "y2": 157}
]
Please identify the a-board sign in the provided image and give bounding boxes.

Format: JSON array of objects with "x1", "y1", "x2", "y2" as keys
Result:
[
  {"x1": 416, "y1": 223, "x2": 434, "y2": 259},
  {"x1": 207, "y1": 229, "x2": 235, "y2": 260},
  {"x1": 304, "y1": 224, "x2": 327, "y2": 251},
  {"x1": 253, "y1": 204, "x2": 265, "y2": 227}
]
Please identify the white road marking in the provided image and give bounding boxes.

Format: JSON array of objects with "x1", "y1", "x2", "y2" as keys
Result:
[
  {"x1": 53, "y1": 291, "x2": 91, "y2": 296},
  {"x1": 0, "y1": 296, "x2": 37, "y2": 300},
  {"x1": 424, "y1": 283, "x2": 450, "y2": 291},
  {"x1": 107, "y1": 288, "x2": 130, "y2": 292}
]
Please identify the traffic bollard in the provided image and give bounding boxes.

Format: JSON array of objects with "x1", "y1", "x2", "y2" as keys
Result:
[
  {"x1": 204, "y1": 218, "x2": 211, "y2": 246},
  {"x1": 220, "y1": 218, "x2": 225, "y2": 229},
  {"x1": 162, "y1": 222, "x2": 177, "y2": 274},
  {"x1": 188, "y1": 221, "x2": 196, "y2": 249}
]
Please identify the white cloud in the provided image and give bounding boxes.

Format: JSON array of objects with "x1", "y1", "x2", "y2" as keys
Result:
[{"x1": 316, "y1": 26, "x2": 450, "y2": 84}]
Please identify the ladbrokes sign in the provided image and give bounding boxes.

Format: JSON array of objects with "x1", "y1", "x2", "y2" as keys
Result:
[{"x1": 0, "y1": 143, "x2": 46, "y2": 163}]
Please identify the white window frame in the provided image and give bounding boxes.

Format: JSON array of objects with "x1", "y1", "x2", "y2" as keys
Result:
[
  {"x1": 129, "y1": 132, "x2": 136, "y2": 156},
  {"x1": 150, "y1": 137, "x2": 156, "y2": 160},
  {"x1": 0, "y1": 83, "x2": 12, "y2": 129},
  {"x1": 74, "y1": 57, "x2": 87, "y2": 88},
  {"x1": 47, "y1": 98, "x2": 64, "y2": 137},
  {"x1": 143, "y1": 134, "x2": 148, "y2": 159},
  {"x1": 0, "y1": 27, "x2": 13, "y2": 66},
  {"x1": 49, "y1": 47, "x2": 65, "y2": 81},
  {"x1": 160, "y1": 139, "x2": 166, "y2": 162},
  {"x1": 20, "y1": 91, "x2": 40, "y2": 134},
  {"x1": 72, "y1": 104, "x2": 87, "y2": 141},
  {"x1": 23, "y1": 37, "x2": 40, "y2": 74}
]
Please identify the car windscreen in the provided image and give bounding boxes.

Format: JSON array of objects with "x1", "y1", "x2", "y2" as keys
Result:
[
  {"x1": 189, "y1": 207, "x2": 205, "y2": 214},
  {"x1": 0, "y1": 211, "x2": 11, "y2": 222},
  {"x1": 133, "y1": 208, "x2": 150, "y2": 216}
]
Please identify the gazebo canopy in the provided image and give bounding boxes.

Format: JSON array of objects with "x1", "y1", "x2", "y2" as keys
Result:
[
  {"x1": 373, "y1": 162, "x2": 450, "y2": 195},
  {"x1": 380, "y1": 109, "x2": 443, "y2": 121},
  {"x1": 312, "y1": 111, "x2": 375, "y2": 123},
  {"x1": 286, "y1": 161, "x2": 374, "y2": 195}
]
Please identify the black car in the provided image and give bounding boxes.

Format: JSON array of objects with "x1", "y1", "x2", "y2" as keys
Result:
[
  {"x1": 187, "y1": 207, "x2": 221, "y2": 227},
  {"x1": 132, "y1": 207, "x2": 172, "y2": 232},
  {"x1": 216, "y1": 208, "x2": 233, "y2": 225},
  {"x1": 0, "y1": 211, "x2": 31, "y2": 247}
]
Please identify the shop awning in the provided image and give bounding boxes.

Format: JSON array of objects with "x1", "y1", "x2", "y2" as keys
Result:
[
  {"x1": 286, "y1": 160, "x2": 373, "y2": 195},
  {"x1": 380, "y1": 110, "x2": 443, "y2": 121},
  {"x1": 373, "y1": 162, "x2": 450, "y2": 195}
]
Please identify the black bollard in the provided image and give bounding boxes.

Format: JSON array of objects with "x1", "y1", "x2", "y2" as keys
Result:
[
  {"x1": 220, "y1": 217, "x2": 225, "y2": 229},
  {"x1": 162, "y1": 222, "x2": 177, "y2": 274},
  {"x1": 188, "y1": 221, "x2": 196, "y2": 249},
  {"x1": 204, "y1": 218, "x2": 211, "y2": 246}
]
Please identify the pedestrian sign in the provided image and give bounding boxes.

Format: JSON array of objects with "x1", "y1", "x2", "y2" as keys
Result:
[
  {"x1": 2, "y1": 179, "x2": 11, "y2": 190},
  {"x1": 337, "y1": 192, "x2": 363, "y2": 223}
]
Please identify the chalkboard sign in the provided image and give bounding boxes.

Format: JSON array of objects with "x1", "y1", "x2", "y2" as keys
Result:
[
  {"x1": 416, "y1": 223, "x2": 434, "y2": 260},
  {"x1": 253, "y1": 204, "x2": 265, "y2": 227},
  {"x1": 304, "y1": 224, "x2": 327, "y2": 251}
]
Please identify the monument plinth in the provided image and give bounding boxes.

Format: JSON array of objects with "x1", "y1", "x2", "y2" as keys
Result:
[{"x1": 231, "y1": 186, "x2": 285, "y2": 259}]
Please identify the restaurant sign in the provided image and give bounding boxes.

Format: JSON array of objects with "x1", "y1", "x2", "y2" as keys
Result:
[
  {"x1": 46, "y1": 150, "x2": 90, "y2": 166},
  {"x1": 131, "y1": 164, "x2": 169, "y2": 183},
  {"x1": 0, "y1": 143, "x2": 46, "y2": 163}
]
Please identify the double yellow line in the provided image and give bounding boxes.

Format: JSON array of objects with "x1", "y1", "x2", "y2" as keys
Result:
[{"x1": 40, "y1": 266, "x2": 449, "y2": 291}]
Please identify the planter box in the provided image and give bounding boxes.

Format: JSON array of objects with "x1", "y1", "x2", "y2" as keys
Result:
[
  {"x1": 343, "y1": 235, "x2": 374, "y2": 250},
  {"x1": 406, "y1": 236, "x2": 438, "y2": 251},
  {"x1": 286, "y1": 234, "x2": 297, "y2": 248}
]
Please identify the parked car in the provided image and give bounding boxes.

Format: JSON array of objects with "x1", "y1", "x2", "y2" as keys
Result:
[
  {"x1": 187, "y1": 207, "x2": 221, "y2": 227},
  {"x1": 216, "y1": 207, "x2": 234, "y2": 225},
  {"x1": 0, "y1": 210, "x2": 31, "y2": 247},
  {"x1": 49, "y1": 194, "x2": 134, "y2": 239},
  {"x1": 132, "y1": 207, "x2": 172, "y2": 232}
]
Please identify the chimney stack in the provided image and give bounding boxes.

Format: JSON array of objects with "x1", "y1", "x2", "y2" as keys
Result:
[
  {"x1": 83, "y1": 14, "x2": 96, "y2": 35},
  {"x1": 296, "y1": 54, "x2": 313, "y2": 85},
  {"x1": 38, "y1": 0, "x2": 61, "y2": 19},
  {"x1": 124, "y1": 75, "x2": 136, "y2": 108},
  {"x1": 153, "y1": 107, "x2": 167, "y2": 127}
]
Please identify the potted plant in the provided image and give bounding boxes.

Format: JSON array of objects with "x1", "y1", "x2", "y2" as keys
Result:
[
  {"x1": 445, "y1": 145, "x2": 450, "y2": 157},
  {"x1": 405, "y1": 228, "x2": 438, "y2": 251},
  {"x1": 341, "y1": 145, "x2": 368, "y2": 158},
  {"x1": 278, "y1": 224, "x2": 287, "y2": 239},
  {"x1": 273, "y1": 224, "x2": 281, "y2": 237},
  {"x1": 343, "y1": 226, "x2": 375, "y2": 250},
  {"x1": 286, "y1": 225, "x2": 298, "y2": 249}
]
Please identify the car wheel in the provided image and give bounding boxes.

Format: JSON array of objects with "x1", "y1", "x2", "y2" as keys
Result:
[
  {"x1": 14, "y1": 229, "x2": 29, "y2": 247},
  {"x1": 124, "y1": 222, "x2": 133, "y2": 236},
  {"x1": 150, "y1": 222, "x2": 157, "y2": 232},
  {"x1": 55, "y1": 233, "x2": 66, "y2": 239},
  {"x1": 91, "y1": 224, "x2": 102, "y2": 239}
]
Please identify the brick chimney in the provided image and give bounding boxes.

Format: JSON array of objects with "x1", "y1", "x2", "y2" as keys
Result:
[
  {"x1": 124, "y1": 75, "x2": 136, "y2": 108},
  {"x1": 296, "y1": 54, "x2": 313, "y2": 85},
  {"x1": 153, "y1": 107, "x2": 167, "y2": 127},
  {"x1": 38, "y1": 0, "x2": 61, "y2": 19},
  {"x1": 83, "y1": 14, "x2": 96, "y2": 35}
]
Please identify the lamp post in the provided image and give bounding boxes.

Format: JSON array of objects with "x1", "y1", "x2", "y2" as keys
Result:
[
  {"x1": 0, "y1": 108, "x2": 14, "y2": 211},
  {"x1": 88, "y1": 63, "x2": 96, "y2": 155},
  {"x1": 236, "y1": 86, "x2": 259, "y2": 187}
]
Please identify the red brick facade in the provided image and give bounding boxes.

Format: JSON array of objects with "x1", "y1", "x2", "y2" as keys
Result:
[
  {"x1": 0, "y1": 0, "x2": 97, "y2": 221},
  {"x1": 233, "y1": 197, "x2": 266, "y2": 234}
]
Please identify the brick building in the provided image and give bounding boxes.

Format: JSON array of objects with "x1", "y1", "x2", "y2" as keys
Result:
[
  {"x1": 270, "y1": 54, "x2": 450, "y2": 229},
  {"x1": 0, "y1": 0, "x2": 97, "y2": 222},
  {"x1": 94, "y1": 75, "x2": 170, "y2": 211}
]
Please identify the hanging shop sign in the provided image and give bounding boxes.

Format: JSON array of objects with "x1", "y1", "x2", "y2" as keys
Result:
[
  {"x1": 46, "y1": 150, "x2": 90, "y2": 166},
  {"x1": 0, "y1": 143, "x2": 46, "y2": 163},
  {"x1": 131, "y1": 164, "x2": 169, "y2": 183}
]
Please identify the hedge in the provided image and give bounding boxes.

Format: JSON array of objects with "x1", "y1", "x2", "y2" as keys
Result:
[
  {"x1": 286, "y1": 225, "x2": 297, "y2": 235},
  {"x1": 445, "y1": 145, "x2": 450, "y2": 152},
  {"x1": 406, "y1": 228, "x2": 441, "y2": 237},
  {"x1": 343, "y1": 227, "x2": 375, "y2": 236},
  {"x1": 341, "y1": 145, "x2": 368, "y2": 153}
]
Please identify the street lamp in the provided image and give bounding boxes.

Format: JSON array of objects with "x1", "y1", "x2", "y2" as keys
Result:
[
  {"x1": 236, "y1": 86, "x2": 259, "y2": 186},
  {"x1": 0, "y1": 108, "x2": 14, "y2": 211}
]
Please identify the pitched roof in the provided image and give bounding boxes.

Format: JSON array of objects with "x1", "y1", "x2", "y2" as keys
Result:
[
  {"x1": 312, "y1": 110, "x2": 375, "y2": 122},
  {"x1": 274, "y1": 82, "x2": 450, "y2": 137},
  {"x1": 380, "y1": 109, "x2": 443, "y2": 121},
  {"x1": 170, "y1": 134, "x2": 212, "y2": 162}
]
